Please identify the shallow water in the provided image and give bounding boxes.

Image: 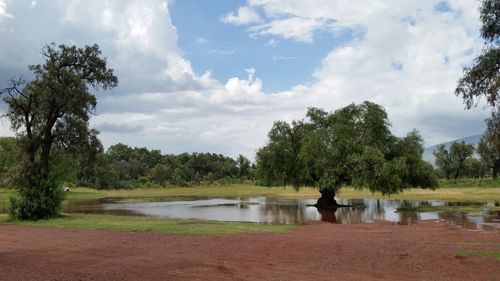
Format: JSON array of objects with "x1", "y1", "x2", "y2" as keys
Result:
[{"x1": 63, "y1": 196, "x2": 500, "y2": 231}]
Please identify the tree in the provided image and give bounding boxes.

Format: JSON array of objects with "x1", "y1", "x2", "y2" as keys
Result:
[
  {"x1": 434, "y1": 141, "x2": 475, "y2": 179},
  {"x1": 0, "y1": 43, "x2": 117, "y2": 220},
  {"x1": 449, "y1": 141, "x2": 475, "y2": 179},
  {"x1": 434, "y1": 145, "x2": 453, "y2": 179},
  {"x1": 256, "y1": 102, "x2": 437, "y2": 208},
  {"x1": 0, "y1": 137, "x2": 20, "y2": 186},
  {"x1": 478, "y1": 111, "x2": 500, "y2": 178},
  {"x1": 456, "y1": 0, "x2": 499, "y2": 109},
  {"x1": 236, "y1": 154, "x2": 251, "y2": 179}
]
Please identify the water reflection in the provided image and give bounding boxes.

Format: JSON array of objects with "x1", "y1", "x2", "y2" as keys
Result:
[{"x1": 62, "y1": 197, "x2": 500, "y2": 231}]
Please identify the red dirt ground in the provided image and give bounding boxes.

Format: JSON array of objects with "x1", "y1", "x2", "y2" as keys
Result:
[{"x1": 1, "y1": 221, "x2": 499, "y2": 281}]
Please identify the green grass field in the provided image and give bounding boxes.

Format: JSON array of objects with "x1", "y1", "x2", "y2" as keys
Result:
[{"x1": 0, "y1": 213, "x2": 295, "y2": 236}]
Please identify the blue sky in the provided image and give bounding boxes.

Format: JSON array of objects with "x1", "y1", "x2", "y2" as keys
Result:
[
  {"x1": 0, "y1": 0, "x2": 490, "y2": 159},
  {"x1": 170, "y1": 0, "x2": 349, "y2": 93}
]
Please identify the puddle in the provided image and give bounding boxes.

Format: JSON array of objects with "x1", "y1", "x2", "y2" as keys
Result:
[{"x1": 62, "y1": 196, "x2": 500, "y2": 230}]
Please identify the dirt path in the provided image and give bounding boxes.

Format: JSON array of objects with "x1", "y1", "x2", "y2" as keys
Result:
[{"x1": 1, "y1": 221, "x2": 499, "y2": 281}]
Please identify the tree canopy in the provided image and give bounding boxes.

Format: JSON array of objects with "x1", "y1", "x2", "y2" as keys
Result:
[
  {"x1": 1, "y1": 43, "x2": 118, "y2": 219},
  {"x1": 456, "y1": 0, "x2": 499, "y2": 109},
  {"x1": 255, "y1": 102, "x2": 437, "y2": 208},
  {"x1": 433, "y1": 141, "x2": 475, "y2": 179},
  {"x1": 478, "y1": 111, "x2": 500, "y2": 178}
]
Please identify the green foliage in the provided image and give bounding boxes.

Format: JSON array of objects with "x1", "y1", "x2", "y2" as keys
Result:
[
  {"x1": 9, "y1": 175, "x2": 65, "y2": 220},
  {"x1": 0, "y1": 137, "x2": 20, "y2": 187},
  {"x1": 256, "y1": 102, "x2": 437, "y2": 196},
  {"x1": 478, "y1": 111, "x2": 500, "y2": 178},
  {"x1": 1, "y1": 43, "x2": 117, "y2": 220},
  {"x1": 456, "y1": 0, "x2": 499, "y2": 109},
  {"x1": 433, "y1": 141, "x2": 475, "y2": 179}
]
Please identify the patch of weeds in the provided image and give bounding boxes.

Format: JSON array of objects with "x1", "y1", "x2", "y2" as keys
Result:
[{"x1": 455, "y1": 250, "x2": 500, "y2": 260}]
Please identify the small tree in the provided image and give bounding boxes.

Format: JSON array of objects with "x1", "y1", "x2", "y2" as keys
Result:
[
  {"x1": 256, "y1": 102, "x2": 437, "y2": 208},
  {"x1": 1, "y1": 43, "x2": 117, "y2": 220}
]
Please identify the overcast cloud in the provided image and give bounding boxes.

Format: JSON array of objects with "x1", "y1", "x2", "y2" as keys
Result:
[{"x1": 0, "y1": 0, "x2": 490, "y2": 159}]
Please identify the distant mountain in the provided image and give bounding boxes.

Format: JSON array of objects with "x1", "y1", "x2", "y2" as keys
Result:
[{"x1": 422, "y1": 134, "x2": 482, "y2": 165}]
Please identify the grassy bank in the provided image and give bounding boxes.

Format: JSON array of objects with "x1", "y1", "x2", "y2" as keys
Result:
[
  {"x1": 339, "y1": 187, "x2": 500, "y2": 202},
  {"x1": 54, "y1": 184, "x2": 500, "y2": 202},
  {"x1": 0, "y1": 213, "x2": 296, "y2": 236},
  {"x1": 438, "y1": 178, "x2": 500, "y2": 188},
  {"x1": 397, "y1": 205, "x2": 500, "y2": 213}
]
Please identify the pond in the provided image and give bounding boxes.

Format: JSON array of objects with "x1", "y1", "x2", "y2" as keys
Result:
[{"x1": 63, "y1": 196, "x2": 500, "y2": 231}]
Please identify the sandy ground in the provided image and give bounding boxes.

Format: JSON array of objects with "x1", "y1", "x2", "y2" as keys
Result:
[{"x1": 1, "y1": 221, "x2": 499, "y2": 281}]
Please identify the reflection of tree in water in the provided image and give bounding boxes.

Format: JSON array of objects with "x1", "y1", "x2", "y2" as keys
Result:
[
  {"x1": 398, "y1": 212, "x2": 418, "y2": 225},
  {"x1": 318, "y1": 207, "x2": 367, "y2": 224},
  {"x1": 259, "y1": 198, "x2": 308, "y2": 224},
  {"x1": 438, "y1": 210, "x2": 500, "y2": 230},
  {"x1": 317, "y1": 208, "x2": 338, "y2": 223}
]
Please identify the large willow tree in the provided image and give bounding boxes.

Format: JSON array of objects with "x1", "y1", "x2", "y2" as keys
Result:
[
  {"x1": 1, "y1": 44, "x2": 117, "y2": 220},
  {"x1": 256, "y1": 102, "x2": 437, "y2": 208}
]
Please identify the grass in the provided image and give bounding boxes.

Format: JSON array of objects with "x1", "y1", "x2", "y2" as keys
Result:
[
  {"x1": 67, "y1": 184, "x2": 321, "y2": 199},
  {"x1": 51, "y1": 184, "x2": 500, "y2": 203},
  {"x1": 0, "y1": 213, "x2": 296, "y2": 236},
  {"x1": 455, "y1": 250, "x2": 500, "y2": 260},
  {"x1": 458, "y1": 242, "x2": 500, "y2": 247},
  {"x1": 454, "y1": 242, "x2": 500, "y2": 261},
  {"x1": 439, "y1": 178, "x2": 500, "y2": 188},
  {"x1": 397, "y1": 205, "x2": 500, "y2": 213},
  {"x1": 339, "y1": 187, "x2": 500, "y2": 202}
]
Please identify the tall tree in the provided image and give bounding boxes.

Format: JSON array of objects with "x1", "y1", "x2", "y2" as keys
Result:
[
  {"x1": 456, "y1": 0, "x2": 499, "y2": 109},
  {"x1": 478, "y1": 111, "x2": 500, "y2": 178},
  {"x1": 256, "y1": 102, "x2": 437, "y2": 208},
  {"x1": 449, "y1": 141, "x2": 475, "y2": 179},
  {"x1": 1, "y1": 43, "x2": 117, "y2": 219},
  {"x1": 434, "y1": 145, "x2": 453, "y2": 179},
  {"x1": 236, "y1": 154, "x2": 251, "y2": 179}
]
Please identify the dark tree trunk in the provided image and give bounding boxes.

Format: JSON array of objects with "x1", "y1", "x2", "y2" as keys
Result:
[
  {"x1": 40, "y1": 141, "x2": 51, "y2": 179},
  {"x1": 492, "y1": 159, "x2": 500, "y2": 179},
  {"x1": 315, "y1": 189, "x2": 340, "y2": 209}
]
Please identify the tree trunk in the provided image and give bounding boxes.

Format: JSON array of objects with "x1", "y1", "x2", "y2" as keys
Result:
[
  {"x1": 40, "y1": 140, "x2": 52, "y2": 180},
  {"x1": 492, "y1": 159, "x2": 500, "y2": 179},
  {"x1": 315, "y1": 189, "x2": 339, "y2": 209}
]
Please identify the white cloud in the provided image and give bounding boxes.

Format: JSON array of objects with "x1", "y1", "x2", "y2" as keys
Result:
[
  {"x1": 194, "y1": 37, "x2": 207, "y2": 45},
  {"x1": 250, "y1": 16, "x2": 331, "y2": 43},
  {"x1": 0, "y1": 0, "x2": 13, "y2": 21},
  {"x1": 221, "y1": 6, "x2": 261, "y2": 25},
  {"x1": 0, "y1": 0, "x2": 489, "y2": 161},
  {"x1": 272, "y1": 55, "x2": 296, "y2": 60},
  {"x1": 266, "y1": 38, "x2": 278, "y2": 47}
]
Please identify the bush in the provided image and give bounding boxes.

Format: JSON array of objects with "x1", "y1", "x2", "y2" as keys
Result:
[{"x1": 9, "y1": 180, "x2": 65, "y2": 220}]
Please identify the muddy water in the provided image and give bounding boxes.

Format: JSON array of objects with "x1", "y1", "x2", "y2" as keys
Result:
[{"x1": 63, "y1": 196, "x2": 500, "y2": 230}]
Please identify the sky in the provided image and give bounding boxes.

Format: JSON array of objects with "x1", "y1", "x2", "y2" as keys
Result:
[{"x1": 0, "y1": 0, "x2": 491, "y2": 160}]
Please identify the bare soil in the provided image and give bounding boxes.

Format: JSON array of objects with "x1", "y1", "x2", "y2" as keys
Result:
[{"x1": 1, "y1": 221, "x2": 499, "y2": 281}]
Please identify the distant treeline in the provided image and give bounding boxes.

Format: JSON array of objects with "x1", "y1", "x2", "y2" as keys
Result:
[
  {"x1": 0, "y1": 137, "x2": 253, "y2": 189},
  {"x1": 433, "y1": 139, "x2": 499, "y2": 180}
]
